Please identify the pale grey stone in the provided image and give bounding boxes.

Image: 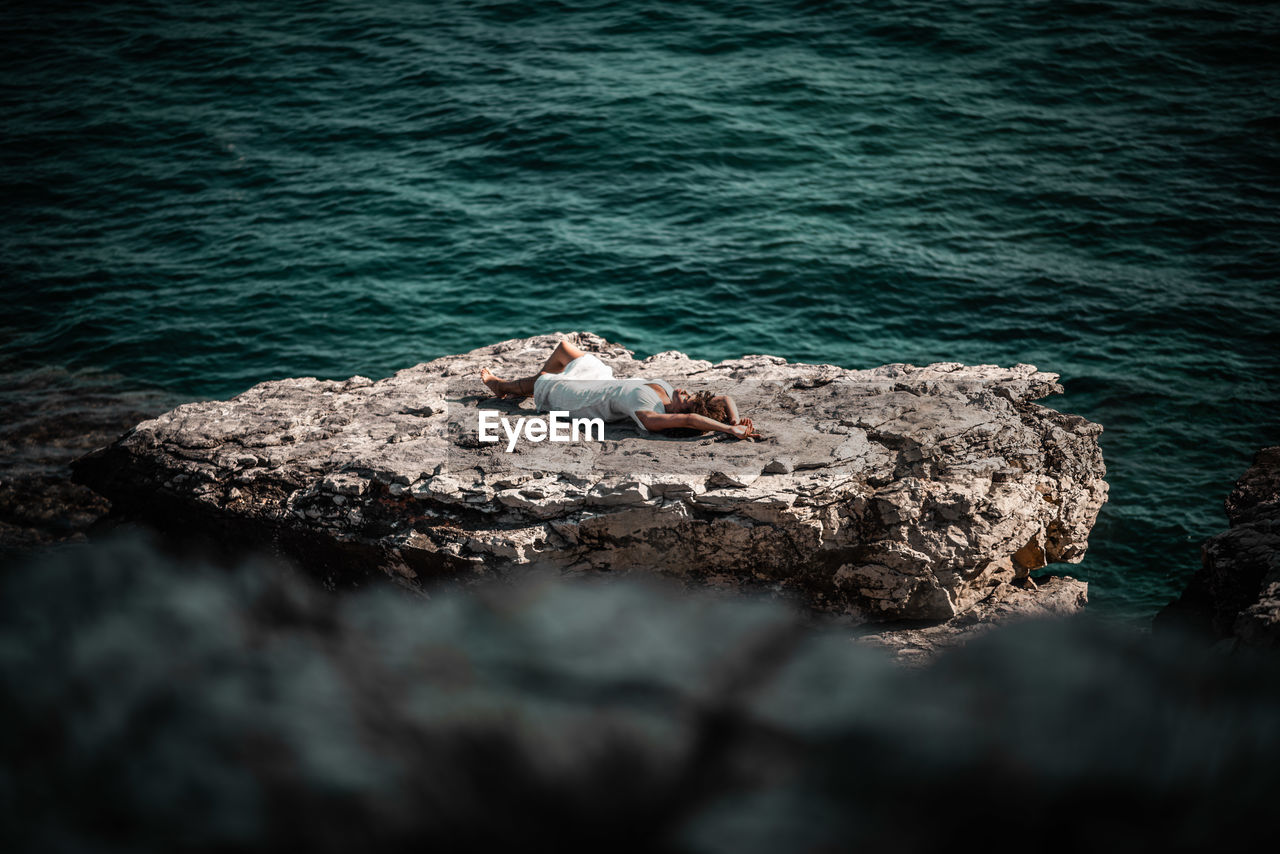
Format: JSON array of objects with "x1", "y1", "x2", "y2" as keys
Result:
[{"x1": 73, "y1": 331, "x2": 1107, "y2": 625}]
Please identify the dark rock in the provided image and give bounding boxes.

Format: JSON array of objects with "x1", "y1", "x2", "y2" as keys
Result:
[
  {"x1": 3, "y1": 536, "x2": 1278, "y2": 853},
  {"x1": 1156, "y1": 446, "x2": 1280, "y2": 647},
  {"x1": 0, "y1": 364, "x2": 176, "y2": 558}
]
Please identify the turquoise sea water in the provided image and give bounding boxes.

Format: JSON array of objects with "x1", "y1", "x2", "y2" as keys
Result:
[{"x1": 2, "y1": 0, "x2": 1277, "y2": 621}]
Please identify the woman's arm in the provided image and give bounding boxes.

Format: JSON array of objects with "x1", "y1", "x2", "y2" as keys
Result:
[{"x1": 634, "y1": 410, "x2": 755, "y2": 438}]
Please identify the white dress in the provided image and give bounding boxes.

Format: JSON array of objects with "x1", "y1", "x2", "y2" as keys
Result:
[{"x1": 533, "y1": 354, "x2": 673, "y2": 432}]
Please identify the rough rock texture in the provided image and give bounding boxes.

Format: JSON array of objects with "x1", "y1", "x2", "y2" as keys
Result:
[
  {"x1": 855, "y1": 574, "x2": 1089, "y2": 663},
  {"x1": 1157, "y1": 446, "x2": 1280, "y2": 647},
  {"x1": 73, "y1": 332, "x2": 1107, "y2": 623}
]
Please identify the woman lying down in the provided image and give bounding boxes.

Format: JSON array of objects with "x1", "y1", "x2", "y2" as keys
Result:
[{"x1": 480, "y1": 339, "x2": 760, "y2": 440}]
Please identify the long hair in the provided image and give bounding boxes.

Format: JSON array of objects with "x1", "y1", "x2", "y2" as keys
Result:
[
  {"x1": 684, "y1": 391, "x2": 730, "y2": 422},
  {"x1": 662, "y1": 390, "x2": 731, "y2": 436}
]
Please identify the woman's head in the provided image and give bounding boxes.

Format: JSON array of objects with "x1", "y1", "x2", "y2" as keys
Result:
[
  {"x1": 664, "y1": 388, "x2": 742, "y2": 435},
  {"x1": 681, "y1": 390, "x2": 732, "y2": 422}
]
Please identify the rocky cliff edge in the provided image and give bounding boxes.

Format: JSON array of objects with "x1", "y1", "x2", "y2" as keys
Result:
[{"x1": 73, "y1": 332, "x2": 1107, "y2": 624}]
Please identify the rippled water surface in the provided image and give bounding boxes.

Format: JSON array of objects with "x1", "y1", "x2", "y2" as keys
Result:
[{"x1": 3, "y1": 0, "x2": 1278, "y2": 620}]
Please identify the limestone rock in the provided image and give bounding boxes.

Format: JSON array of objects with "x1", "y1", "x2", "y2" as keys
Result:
[
  {"x1": 857, "y1": 574, "x2": 1089, "y2": 663},
  {"x1": 73, "y1": 332, "x2": 1107, "y2": 622},
  {"x1": 1157, "y1": 446, "x2": 1280, "y2": 647}
]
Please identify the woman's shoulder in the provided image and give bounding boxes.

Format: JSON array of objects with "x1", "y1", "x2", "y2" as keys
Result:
[
  {"x1": 618, "y1": 381, "x2": 664, "y2": 406},
  {"x1": 643, "y1": 378, "x2": 674, "y2": 394}
]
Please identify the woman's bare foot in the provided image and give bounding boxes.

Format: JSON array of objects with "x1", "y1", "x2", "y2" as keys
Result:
[{"x1": 480, "y1": 367, "x2": 513, "y2": 398}]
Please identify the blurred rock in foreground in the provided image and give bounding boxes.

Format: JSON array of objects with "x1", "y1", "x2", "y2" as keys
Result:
[{"x1": 2, "y1": 536, "x2": 1276, "y2": 853}]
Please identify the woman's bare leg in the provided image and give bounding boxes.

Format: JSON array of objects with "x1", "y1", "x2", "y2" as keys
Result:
[
  {"x1": 537, "y1": 339, "x2": 586, "y2": 374},
  {"x1": 480, "y1": 340, "x2": 585, "y2": 399},
  {"x1": 480, "y1": 368, "x2": 540, "y2": 398}
]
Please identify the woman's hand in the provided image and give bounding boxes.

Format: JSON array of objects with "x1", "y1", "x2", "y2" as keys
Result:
[{"x1": 681, "y1": 413, "x2": 759, "y2": 439}]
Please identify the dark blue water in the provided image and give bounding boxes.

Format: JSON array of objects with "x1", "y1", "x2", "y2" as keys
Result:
[{"x1": 3, "y1": 0, "x2": 1277, "y2": 621}]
